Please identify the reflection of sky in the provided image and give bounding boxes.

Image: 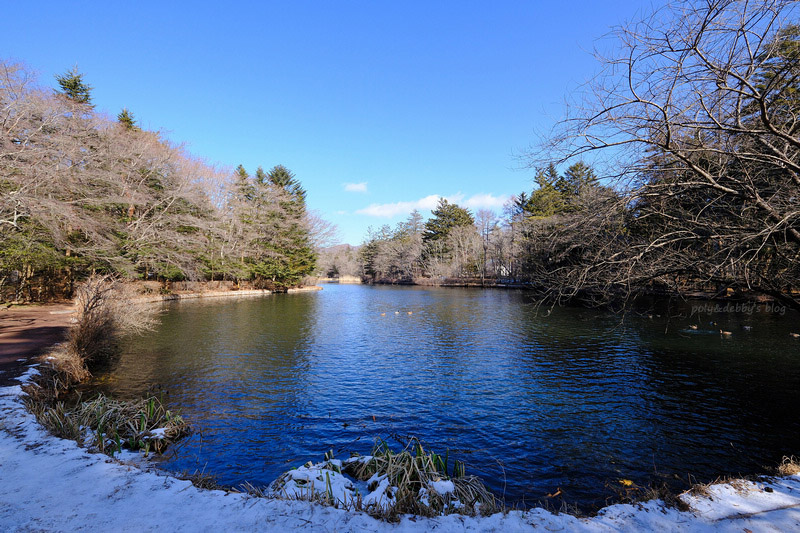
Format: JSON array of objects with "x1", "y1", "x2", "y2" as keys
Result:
[{"x1": 105, "y1": 288, "x2": 800, "y2": 510}]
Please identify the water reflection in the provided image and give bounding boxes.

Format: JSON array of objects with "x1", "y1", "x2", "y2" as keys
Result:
[{"x1": 97, "y1": 285, "x2": 800, "y2": 510}]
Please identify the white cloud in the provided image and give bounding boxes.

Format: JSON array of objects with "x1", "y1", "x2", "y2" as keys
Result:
[
  {"x1": 356, "y1": 195, "x2": 442, "y2": 217},
  {"x1": 462, "y1": 193, "x2": 512, "y2": 210},
  {"x1": 343, "y1": 182, "x2": 368, "y2": 193},
  {"x1": 355, "y1": 193, "x2": 512, "y2": 218}
]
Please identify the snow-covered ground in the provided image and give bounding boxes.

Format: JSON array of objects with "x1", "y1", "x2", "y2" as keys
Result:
[{"x1": 1, "y1": 372, "x2": 799, "y2": 532}]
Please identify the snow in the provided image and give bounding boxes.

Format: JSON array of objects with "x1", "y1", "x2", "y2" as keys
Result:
[
  {"x1": 431, "y1": 480, "x2": 456, "y2": 495},
  {"x1": 145, "y1": 428, "x2": 168, "y2": 440},
  {"x1": 361, "y1": 474, "x2": 395, "y2": 507},
  {"x1": 1, "y1": 377, "x2": 800, "y2": 531}
]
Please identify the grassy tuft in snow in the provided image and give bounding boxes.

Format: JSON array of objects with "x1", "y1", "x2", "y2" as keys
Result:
[
  {"x1": 25, "y1": 392, "x2": 188, "y2": 456},
  {"x1": 777, "y1": 456, "x2": 800, "y2": 476},
  {"x1": 269, "y1": 437, "x2": 501, "y2": 521}
]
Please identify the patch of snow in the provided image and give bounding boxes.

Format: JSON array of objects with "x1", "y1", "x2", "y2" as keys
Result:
[
  {"x1": 14, "y1": 365, "x2": 40, "y2": 384},
  {"x1": 362, "y1": 474, "x2": 395, "y2": 508},
  {"x1": 270, "y1": 461, "x2": 356, "y2": 506},
  {"x1": 344, "y1": 454, "x2": 372, "y2": 464},
  {"x1": 418, "y1": 487, "x2": 431, "y2": 507},
  {"x1": 145, "y1": 428, "x2": 168, "y2": 440},
  {"x1": 430, "y1": 479, "x2": 455, "y2": 495}
]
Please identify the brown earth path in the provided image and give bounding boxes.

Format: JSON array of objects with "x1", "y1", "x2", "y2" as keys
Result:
[{"x1": 0, "y1": 303, "x2": 74, "y2": 385}]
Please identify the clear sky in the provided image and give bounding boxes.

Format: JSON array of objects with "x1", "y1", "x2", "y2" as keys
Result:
[{"x1": 3, "y1": 1, "x2": 650, "y2": 245}]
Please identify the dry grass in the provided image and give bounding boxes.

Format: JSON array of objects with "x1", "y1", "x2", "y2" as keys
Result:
[
  {"x1": 342, "y1": 438, "x2": 501, "y2": 519},
  {"x1": 25, "y1": 392, "x2": 188, "y2": 456},
  {"x1": 269, "y1": 437, "x2": 502, "y2": 522},
  {"x1": 178, "y1": 469, "x2": 226, "y2": 491},
  {"x1": 68, "y1": 275, "x2": 158, "y2": 370},
  {"x1": 777, "y1": 456, "x2": 800, "y2": 476},
  {"x1": 603, "y1": 478, "x2": 689, "y2": 512},
  {"x1": 21, "y1": 275, "x2": 183, "y2": 456},
  {"x1": 25, "y1": 274, "x2": 159, "y2": 401}
]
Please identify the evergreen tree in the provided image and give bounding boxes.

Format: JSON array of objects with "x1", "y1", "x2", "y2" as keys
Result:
[
  {"x1": 523, "y1": 161, "x2": 598, "y2": 218},
  {"x1": 117, "y1": 108, "x2": 138, "y2": 130},
  {"x1": 525, "y1": 168, "x2": 564, "y2": 218},
  {"x1": 254, "y1": 166, "x2": 268, "y2": 185},
  {"x1": 234, "y1": 164, "x2": 255, "y2": 202},
  {"x1": 422, "y1": 198, "x2": 475, "y2": 243},
  {"x1": 251, "y1": 165, "x2": 316, "y2": 287},
  {"x1": 267, "y1": 164, "x2": 306, "y2": 204},
  {"x1": 557, "y1": 161, "x2": 597, "y2": 199},
  {"x1": 55, "y1": 66, "x2": 92, "y2": 105},
  {"x1": 400, "y1": 209, "x2": 424, "y2": 237},
  {"x1": 750, "y1": 24, "x2": 800, "y2": 128}
]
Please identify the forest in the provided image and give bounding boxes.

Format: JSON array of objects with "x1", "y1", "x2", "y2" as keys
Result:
[
  {"x1": 3, "y1": 1, "x2": 799, "y2": 312},
  {"x1": 0, "y1": 62, "x2": 324, "y2": 301},
  {"x1": 324, "y1": 1, "x2": 800, "y2": 312}
]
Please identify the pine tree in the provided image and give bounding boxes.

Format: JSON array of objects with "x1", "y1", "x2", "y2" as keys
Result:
[
  {"x1": 117, "y1": 108, "x2": 138, "y2": 130},
  {"x1": 422, "y1": 198, "x2": 475, "y2": 244},
  {"x1": 55, "y1": 66, "x2": 92, "y2": 105},
  {"x1": 254, "y1": 166, "x2": 268, "y2": 185},
  {"x1": 234, "y1": 165, "x2": 255, "y2": 202},
  {"x1": 250, "y1": 165, "x2": 316, "y2": 287},
  {"x1": 267, "y1": 164, "x2": 306, "y2": 204}
]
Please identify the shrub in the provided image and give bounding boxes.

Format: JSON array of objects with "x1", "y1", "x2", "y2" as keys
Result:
[{"x1": 67, "y1": 274, "x2": 158, "y2": 370}]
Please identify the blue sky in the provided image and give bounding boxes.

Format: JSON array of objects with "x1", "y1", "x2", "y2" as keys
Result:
[{"x1": 4, "y1": 1, "x2": 649, "y2": 244}]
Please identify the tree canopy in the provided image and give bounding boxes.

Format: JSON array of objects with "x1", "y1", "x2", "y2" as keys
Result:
[{"x1": 0, "y1": 61, "x2": 322, "y2": 300}]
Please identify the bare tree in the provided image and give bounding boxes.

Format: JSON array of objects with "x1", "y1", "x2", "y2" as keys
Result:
[
  {"x1": 529, "y1": 0, "x2": 800, "y2": 309},
  {"x1": 305, "y1": 209, "x2": 340, "y2": 250},
  {"x1": 475, "y1": 209, "x2": 499, "y2": 284},
  {"x1": 0, "y1": 60, "x2": 331, "y2": 299}
]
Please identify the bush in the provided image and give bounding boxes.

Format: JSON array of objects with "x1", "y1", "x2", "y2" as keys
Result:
[{"x1": 68, "y1": 275, "x2": 158, "y2": 369}]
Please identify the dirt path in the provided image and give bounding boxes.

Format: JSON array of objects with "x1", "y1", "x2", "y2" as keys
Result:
[{"x1": 0, "y1": 303, "x2": 74, "y2": 385}]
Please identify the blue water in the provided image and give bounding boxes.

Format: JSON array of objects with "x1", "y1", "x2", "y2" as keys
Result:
[{"x1": 99, "y1": 284, "x2": 800, "y2": 509}]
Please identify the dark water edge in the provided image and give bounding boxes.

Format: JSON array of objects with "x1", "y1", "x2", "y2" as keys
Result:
[{"x1": 94, "y1": 285, "x2": 800, "y2": 511}]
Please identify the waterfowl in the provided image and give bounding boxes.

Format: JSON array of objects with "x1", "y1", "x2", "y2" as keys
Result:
[
  {"x1": 395, "y1": 311, "x2": 400, "y2": 315},
  {"x1": 719, "y1": 329, "x2": 733, "y2": 336},
  {"x1": 407, "y1": 311, "x2": 413, "y2": 315},
  {"x1": 791, "y1": 332, "x2": 800, "y2": 338},
  {"x1": 689, "y1": 325, "x2": 698, "y2": 330},
  {"x1": 742, "y1": 325, "x2": 752, "y2": 331},
  {"x1": 380, "y1": 312, "x2": 386, "y2": 316}
]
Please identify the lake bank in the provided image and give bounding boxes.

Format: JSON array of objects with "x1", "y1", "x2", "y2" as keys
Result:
[
  {"x1": 6, "y1": 282, "x2": 795, "y2": 531},
  {"x1": 2, "y1": 373, "x2": 799, "y2": 531}
]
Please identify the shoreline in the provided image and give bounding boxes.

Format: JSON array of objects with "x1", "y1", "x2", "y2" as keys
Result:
[
  {"x1": 2, "y1": 374, "x2": 799, "y2": 531},
  {"x1": 133, "y1": 285, "x2": 322, "y2": 304},
  {"x1": 0, "y1": 285, "x2": 322, "y2": 373},
  {"x1": 3, "y1": 287, "x2": 800, "y2": 530}
]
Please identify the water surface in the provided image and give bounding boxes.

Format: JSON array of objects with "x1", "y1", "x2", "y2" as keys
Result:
[{"x1": 98, "y1": 284, "x2": 800, "y2": 509}]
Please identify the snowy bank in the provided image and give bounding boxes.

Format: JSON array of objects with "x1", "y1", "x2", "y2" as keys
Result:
[{"x1": 1, "y1": 380, "x2": 799, "y2": 531}]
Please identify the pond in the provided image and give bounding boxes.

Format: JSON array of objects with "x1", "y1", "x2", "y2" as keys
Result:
[{"x1": 96, "y1": 284, "x2": 800, "y2": 510}]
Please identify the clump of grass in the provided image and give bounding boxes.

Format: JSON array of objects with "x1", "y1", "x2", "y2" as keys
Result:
[
  {"x1": 25, "y1": 392, "x2": 188, "y2": 456},
  {"x1": 344, "y1": 437, "x2": 500, "y2": 518},
  {"x1": 21, "y1": 274, "x2": 185, "y2": 458},
  {"x1": 777, "y1": 456, "x2": 800, "y2": 476},
  {"x1": 604, "y1": 478, "x2": 690, "y2": 512},
  {"x1": 178, "y1": 469, "x2": 225, "y2": 491},
  {"x1": 271, "y1": 437, "x2": 502, "y2": 521}
]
